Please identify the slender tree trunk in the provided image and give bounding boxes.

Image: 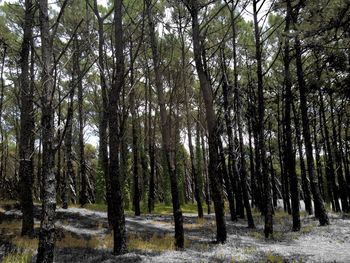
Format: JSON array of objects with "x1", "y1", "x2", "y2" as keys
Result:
[
  {"x1": 146, "y1": 0, "x2": 184, "y2": 248},
  {"x1": 248, "y1": 117, "x2": 257, "y2": 208},
  {"x1": 130, "y1": 39, "x2": 141, "y2": 216},
  {"x1": 218, "y1": 136, "x2": 236, "y2": 221},
  {"x1": 252, "y1": 0, "x2": 273, "y2": 237},
  {"x1": 319, "y1": 89, "x2": 340, "y2": 212},
  {"x1": 37, "y1": 0, "x2": 56, "y2": 261},
  {"x1": 148, "y1": 72, "x2": 156, "y2": 213},
  {"x1": 188, "y1": 0, "x2": 226, "y2": 243},
  {"x1": 293, "y1": 104, "x2": 313, "y2": 215},
  {"x1": 73, "y1": 36, "x2": 87, "y2": 207},
  {"x1": 18, "y1": 0, "x2": 34, "y2": 237},
  {"x1": 233, "y1": 59, "x2": 254, "y2": 227},
  {"x1": 109, "y1": 0, "x2": 127, "y2": 254},
  {"x1": 0, "y1": 45, "x2": 5, "y2": 189},
  {"x1": 283, "y1": 0, "x2": 300, "y2": 231},
  {"x1": 92, "y1": 0, "x2": 112, "y2": 224},
  {"x1": 313, "y1": 103, "x2": 325, "y2": 200},
  {"x1": 182, "y1": 29, "x2": 203, "y2": 218},
  {"x1": 293, "y1": 11, "x2": 329, "y2": 225},
  {"x1": 62, "y1": 87, "x2": 74, "y2": 209},
  {"x1": 330, "y1": 93, "x2": 349, "y2": 212},
  {"x1": 200, "y1": 125, "x2": 211, "y2": 215},
  {"x1": 221, "y1": 60, "x2": 237, "y2": 221}
]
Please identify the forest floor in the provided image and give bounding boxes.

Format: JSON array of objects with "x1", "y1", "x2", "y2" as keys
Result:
[{"x1": 0, "y1": 201, "x2": 350, "y2": 262}]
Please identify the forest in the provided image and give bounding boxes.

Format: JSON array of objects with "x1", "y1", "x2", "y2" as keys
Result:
[{"x1": 0, "y1": 0, "x2": 349, "y2": 262}]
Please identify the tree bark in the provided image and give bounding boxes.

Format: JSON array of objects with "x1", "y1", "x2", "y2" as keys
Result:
[
  {"x1": 283, "y1": 0, "x2": 300, "y2": 231},
  {"x1": 73, "y1": 36, "x2": 87, "y2": 207},
  {"x1": 146, "y1": 0, "x2": 184, "y2": 248},
  {"x1": 37, "y1": 0, "x2": 57, "y2": 261},
  {"x1": 253, "y1": 0, "x2": 273, "y2": 237},
  {"x1": 293, "y1": 9, "x2": 329, "y2": 225},
  {"x1": 188, "y1": 0, "x2": 227, "y2": 243},
  {"x1": 62, "y1": 86, "x2": 74, "y2": 209},
  {"x1": 130, "y1": 38, "x2": 141, "y2": 216},
  {"x1": 108, "y1": 0, "x2": 128, "y2": 254},
  {"x1": 18, "y1": 0, "x2": 34, "y2": 237},
  {"x1": 92, "y1": 0, "x2": 112, "y2": 225}
]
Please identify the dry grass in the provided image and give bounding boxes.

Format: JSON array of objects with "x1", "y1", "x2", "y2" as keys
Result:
[
  {"x1": 12, "y1": 236, "x2": 38, "y2": 250},
  {"x1": 56, "y1": 232, "x2": 99, "y2": 248},
  {"x1": 98, "y1": 232, "x2": 189, "y2": 251},
  {"x1": 183, "y1": 217, "x2": 207, "y2": 230},
  {"x1": 2, "y1": 251, "x2": 33, "y2": 263}
]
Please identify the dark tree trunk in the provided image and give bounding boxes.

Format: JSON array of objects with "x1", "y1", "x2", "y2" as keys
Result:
[
  {"x1": 221, "y1": 62, "x2": 237, "y2": 221},
  {"x1": 0, "y1": 45, "x2": 5, "y2": 189},
  {"x1": 200, "y1": 119, "x2": 211, "y2": 215},
  {"x1": 283, "y1": 0, "x2": 300, "y2": 231},
  {"x1": 228, "y1": 21, "x2": 255, "y2": 225},
  {"x1": 188, "y1": 0, "x2": 227, "y2": 243},
  {"x1": 92, "y1": 0, "x2": 112, "y2": 225},
  {"x1": 182, "y1": 29, "x2": 203, "y2": 218},
  {"x1": 252, "y1": 0, "x2": 273, "y2": 237},
  {"x1": 319, "y1": 89, "x2": 340, "y2": 212},
  {"x1": 185, "y1": 75, "x2": 203, "y2": 218},
  {"x1": 37, "y1": 0, "x2": 56, "y2": 261},
  {"x1": 18, "y1": 0, "x2": 34, "y2": 237},
  {"x1": 218, "y1": 136, "x2": 236, "y2": 221},
  {"x1": 313, "y1": 103, "x2": 325, "y2": 200},
  {"x1": 130, "y1": 39, "x2": 141, "y2": 216},
  {"x1": 293, "y1": 104, "x2": 313, "y2": 215},
  {"x1": 109, "y1": 0, "x2": 127, "y2": 254},
  {"x1": 248, "y1": 117, "x2": 257, "y2": 208},
  {"x1": 330, "y1": 93, "x2": 349, "y2": 212},
  {"x1": 74, "y1": 36, "x2": 87, "y2": 207},
  {"x1": 268, "y1": 134, "x2": 277, "y2": 209},
  {"x1": 293, "y1": 11, "x2": 329, "y2": 225},
  {"x1": 62, "y1": 87, "x2": 74, "y2": 210},
  {"x1": 148, "y1": 72, "x2": 156, "y2": 213},
  {"x1": 146, "y1": 0, "x2": 184, "y2": 248}
]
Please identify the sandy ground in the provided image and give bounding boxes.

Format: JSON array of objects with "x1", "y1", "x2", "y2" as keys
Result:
[{"x1": 1, "y1": 204, "x2": 350, "y2": 262}]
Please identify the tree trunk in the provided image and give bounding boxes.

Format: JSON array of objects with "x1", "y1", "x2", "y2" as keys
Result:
[
  {"x1": 293, "y1": 10, "x2": 329, "y2": 225},
  {"x1": 188, "y1": 0, "x2": 227, "y2": 243},
  {"x1": 221, "y1": 62, "x2": 237, "y2": 221},
  {"x1": 62, "y1": 86, "x2": 74, "y2": 209},
  {"x1": 319, "y1": 89, "x2": 340, "y2": 212},
  {"x1": 200, "y1": 124, "x2": 211, "y2": 215},
  {"x1": 283, "y1": 0, "x2": 300, "y2": 231},
  {"x1": 18, "y1": 0, "x2": 34, "y2": 237},
  {"x1": 37, "y1": 0, "x2": 56, "y2": 261},
  {"x1": 252, "y1": 0, "x2": 273, "y2": 238},
  {"x1": 108, "y1": 0, "x2": 127, "y2": 254},
  {"x1": 92, "y1": 0, "x2": 112, "y2": 224},
  {"x1": 330, "y1": 93, "x2": 349, "y2": 212},
  {"x1": 74, "y1": 36, "x2": 87, "y2": 207},
  {"x1": 0, "y1": 45, "x2": 5, "y2": 189},
  {"x1": 293, "y1": 104, "x2": 313, "y2": 215},
  {"x1": 146, "y1": 0, "x2": 184, "y2": 248},
  {"x1": 130, "y1": 38, "x2": 141, "y2": 216},
  {"x1": 147, "y1": 72, "x2": 156, "y2": 213}
]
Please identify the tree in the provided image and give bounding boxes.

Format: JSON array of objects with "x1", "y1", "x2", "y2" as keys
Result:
[
  {"x1": 145, "y1": 0, "x2": 185, "y2": 248},
  {"x1": 292, "y1": 2, "x2": 329, "y2": 226},
  {"x1": 283, "y1": 0, "x2": 300, "y2": 231},
  {"x1": 108, "y1": 0, "x2": 128, "y2": 254},
  {"x1": 18, "y1": 0, "x2": 35, "y2": 236},
  {"x1": 185, "y1": 0, "x2": 227, "y2": 243},
  {"x1": 36, "y1": 0, "x2": 57, "y2": 261}
]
